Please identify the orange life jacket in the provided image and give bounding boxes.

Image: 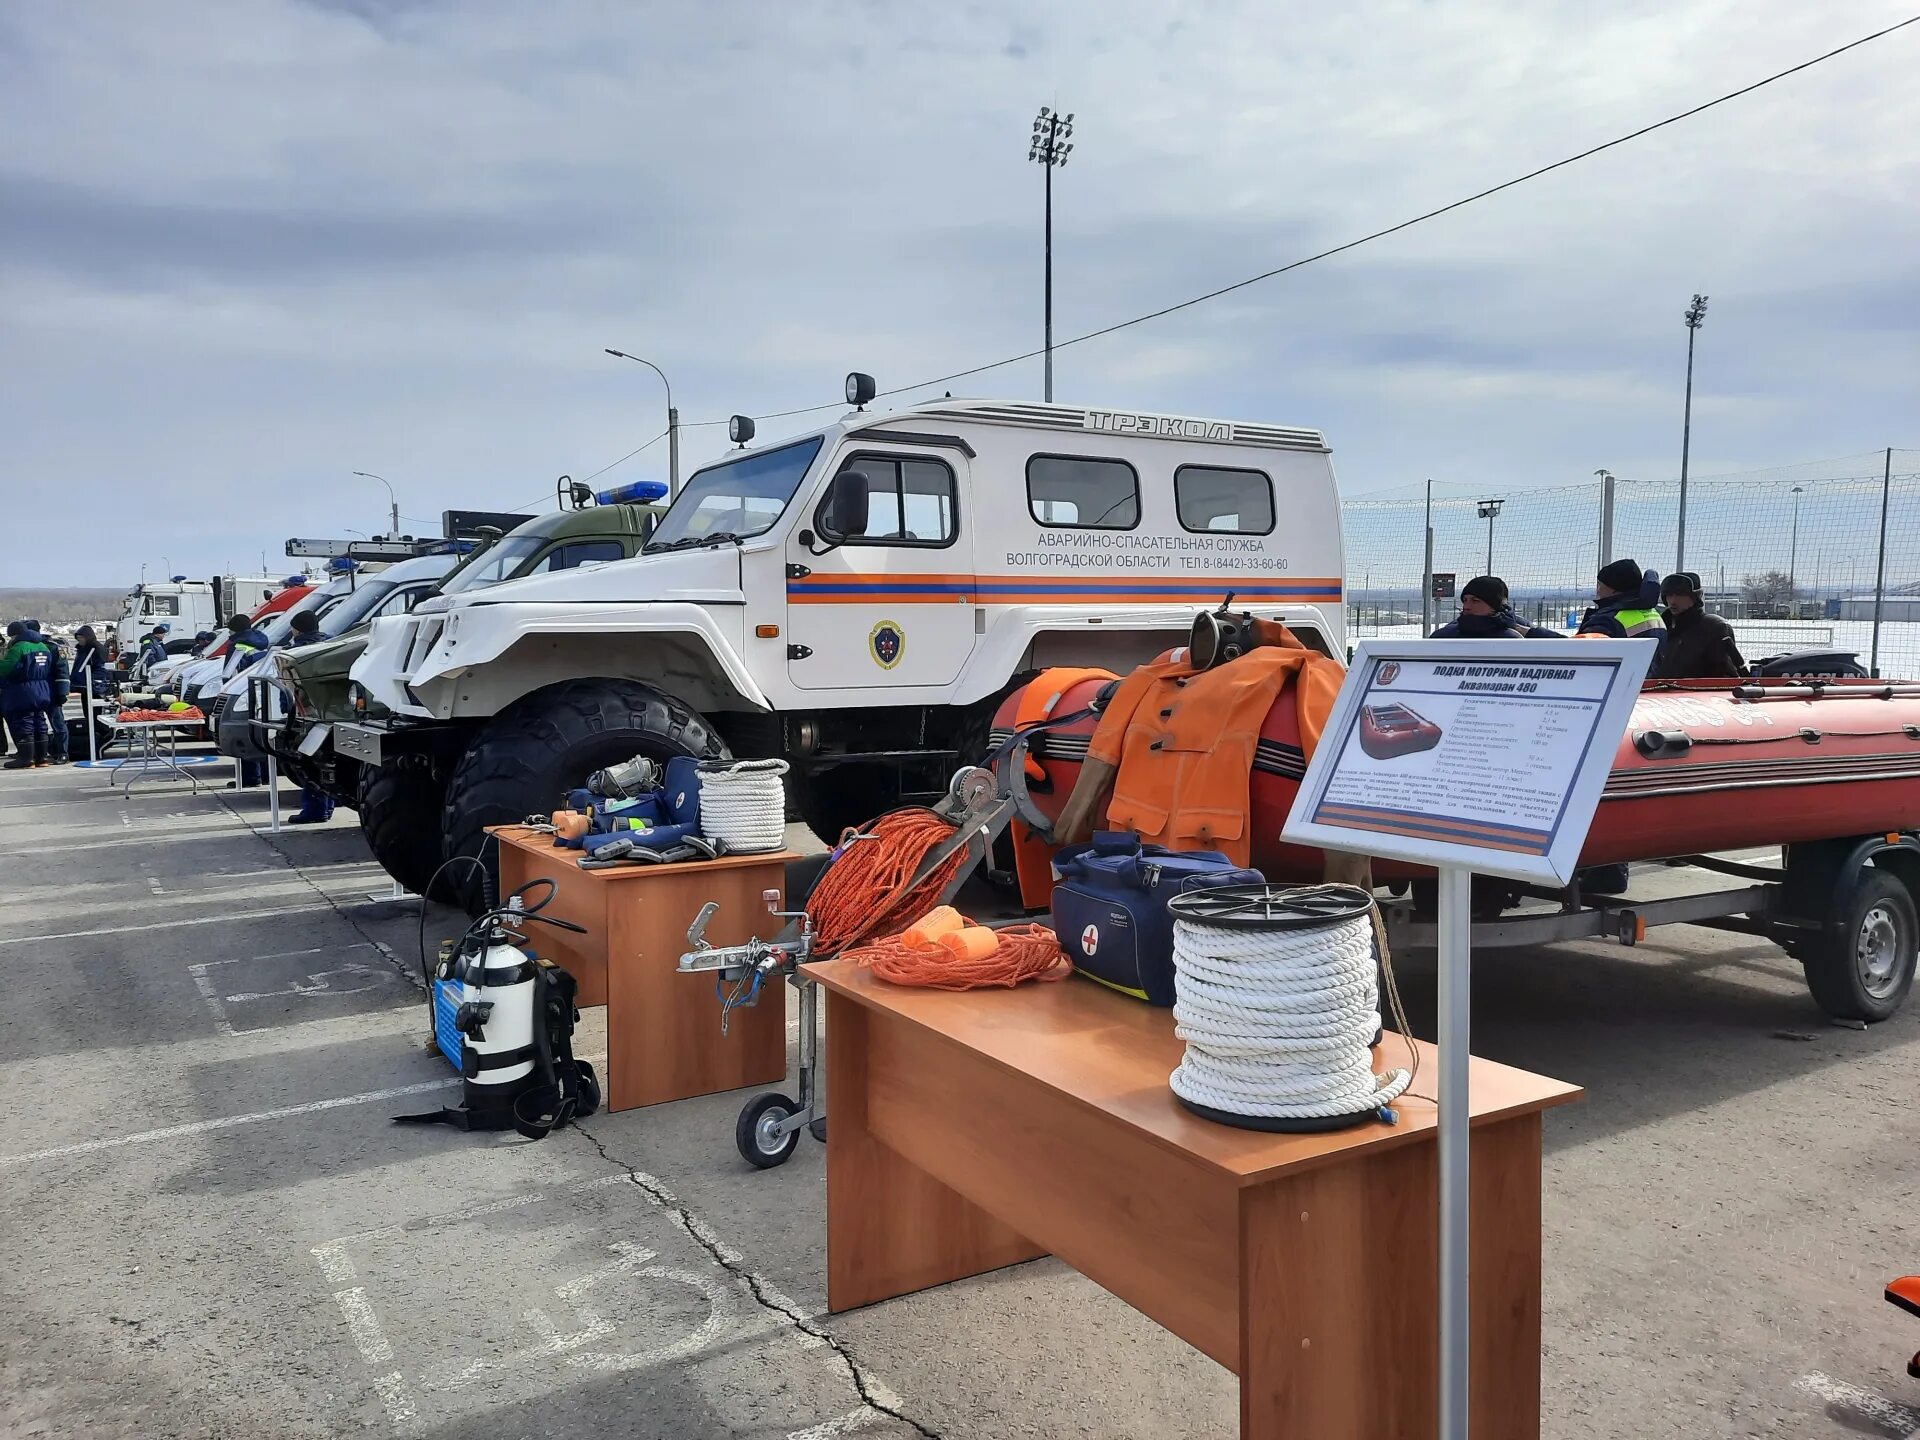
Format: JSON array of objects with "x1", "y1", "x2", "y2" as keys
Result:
[{"x1": 1083, "y1": 630, "x2": 1345, "y2": 866}]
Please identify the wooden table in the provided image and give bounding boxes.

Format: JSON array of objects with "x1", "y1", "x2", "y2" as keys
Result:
[
  {"x1": 491, "y1": 827, "x2": 795, "y2": 1111},
  {"x1": 815, "y1": 961, "x2": 1580, "y2": 1439}
]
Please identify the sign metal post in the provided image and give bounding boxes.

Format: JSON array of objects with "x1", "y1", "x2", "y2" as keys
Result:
[{"x1": 1284, "y1": 639, "x2": 1651, "y2": 1438}]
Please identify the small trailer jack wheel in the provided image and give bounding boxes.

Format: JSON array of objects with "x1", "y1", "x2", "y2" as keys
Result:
[{"x1": 737, "y1": 1093, "x2": 801, "y2": 1168}]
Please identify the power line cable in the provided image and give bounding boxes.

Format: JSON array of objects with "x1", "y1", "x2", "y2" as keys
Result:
[
  {"x1": 503, "y1": 428, "x2": 673, "y2": 512},
  {"x1": 683, "y1": 13, "x2": 1919, "y2": 427}
]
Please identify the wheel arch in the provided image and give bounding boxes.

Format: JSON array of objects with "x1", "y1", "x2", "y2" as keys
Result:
[{"x1": 432, "y1": 628, "x2": 769, "y2": 720}]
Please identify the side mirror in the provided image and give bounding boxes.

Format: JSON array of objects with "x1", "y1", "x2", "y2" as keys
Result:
[{"x1": 816, "y1": 471, "x2": 871, "y2": 547}]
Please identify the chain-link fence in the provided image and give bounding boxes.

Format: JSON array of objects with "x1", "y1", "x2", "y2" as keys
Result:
[{"x1": 1342, "y1": 449, "x2": 1920, "y2": 676}]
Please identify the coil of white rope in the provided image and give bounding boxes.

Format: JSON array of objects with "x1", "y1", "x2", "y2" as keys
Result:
[
  {"x1": 1169, "y1": 885, "x2": 1413, "y2": 1122},
  {"x1": 698, "y1": 758, "x2": 789, "y2": 852}
]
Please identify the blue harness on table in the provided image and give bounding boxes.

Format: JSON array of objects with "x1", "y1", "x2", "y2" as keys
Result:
[
  {"x1": 556, "y1": 756, "x2": 704, "y2": 855},
  {"x1": 1049, "y1": 831, "x2": 1265, "y2": 1006}
]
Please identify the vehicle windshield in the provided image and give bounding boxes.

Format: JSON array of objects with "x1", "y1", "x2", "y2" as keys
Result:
[
  {"x1": 646, "y1": 437, "x2": 825, "y2": 550},
  {"x1": 440, "y1": 535, "x2": 546, "y2": 594},
  {"x1": 315, "y1": 578, "x2": 401, "y2": 637}
]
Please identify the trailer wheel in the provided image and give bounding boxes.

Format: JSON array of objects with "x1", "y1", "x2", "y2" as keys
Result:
[
  {"x1": 1805, "y1": 870, "x2": 1917, "y2": 1022},
  {"x1": 359, "y1": 757, "x2": 461, "y2": 903},
  {"x1": 442, "y1": 679, "x2": 726, "y2": 914},
  {"x1": 736, "y1": 1093, "x2": 801, "y2": 1168}
]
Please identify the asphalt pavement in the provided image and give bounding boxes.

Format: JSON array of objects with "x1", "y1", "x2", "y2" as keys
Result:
[{"x1": 1, "y1": 752, "x2": 1916, "y2": 1439}]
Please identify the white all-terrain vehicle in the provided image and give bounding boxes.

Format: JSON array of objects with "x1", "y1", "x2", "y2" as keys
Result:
[{"x1": 341, "y1": 381, "x2": 1347, "y2": 907}]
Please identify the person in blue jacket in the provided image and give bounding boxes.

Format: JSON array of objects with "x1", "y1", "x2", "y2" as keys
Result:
[
  {"x1": 139, "y1": 625, "x2": 171, "y2": 669},
  {"x1": 284, "y1": 610, "x2": 334, "y2": 823},
  {"x1": 24, "y1": 621, "x2": 70, "y2": 764},
  {"x1": 2, "y1": 620, "x2": 54, "y2": 769},
  {"x1": 225, "y1": 613, "x2": 274, "y2": 674},
  {"x1": 222, "y1": 613, "x2": 274, "y2": 787}
]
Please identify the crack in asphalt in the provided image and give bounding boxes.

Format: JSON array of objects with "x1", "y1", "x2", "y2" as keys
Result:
[{"x1": 573, "y1": 1125, "x2": 940, "y2": 1440}]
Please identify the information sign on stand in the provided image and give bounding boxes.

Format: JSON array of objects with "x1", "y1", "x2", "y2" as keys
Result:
[{"x1": 1282, "y1": 639, "x2": 1653, "y2": 1439}]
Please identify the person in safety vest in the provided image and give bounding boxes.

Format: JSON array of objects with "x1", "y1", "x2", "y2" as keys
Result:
[
  {"x1": 1656, "y1": 572, "x2": 1747, "y2": 679},
  {"x1": 1431, "y1": 575, "x2": 1562, "y2": 639},
  {"x1": 284, "y1": 610, "x2": 334, "y2": 823},
  {"x1": 1577, "y1": 558, "x2": 1669, "y2": 670},
  {"x1": 224, "y1": 613, "x2": 273, "y2": 673},
  {"x1": 25, "y1": 621, "x2": 70, "y2": 764},
  {"x1": 2, "y1": 620, "x2": 55, "y2": 769},
  {"x1": 139, "y1": 625, "x2": 171, "y2": 670}
]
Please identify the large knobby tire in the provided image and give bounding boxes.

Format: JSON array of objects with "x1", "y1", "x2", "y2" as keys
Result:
[
  {"x1": 442, "y1": 679, "x2": 728, "y2": 914},
  {"x1": 1804, "y1": 869, "x2": 1918, "y2": 1022},
  {"x1": 359, "y1": 756, "x2": 462, "y2": 902}
]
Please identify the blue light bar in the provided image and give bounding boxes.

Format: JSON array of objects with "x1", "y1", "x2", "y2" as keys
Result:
[{"x1": 595, "y1": 479, "x2": 669, "y2": 506}]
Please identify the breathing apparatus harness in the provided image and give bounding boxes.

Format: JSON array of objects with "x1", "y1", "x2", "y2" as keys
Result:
[{"x1": 395, "y1": 878, "x2": 601, "y2": 1139}]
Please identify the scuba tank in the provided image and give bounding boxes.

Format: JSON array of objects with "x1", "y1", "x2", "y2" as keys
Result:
[{"x1": 396, "y1": 879, "x2": 601, "y2": 1139}]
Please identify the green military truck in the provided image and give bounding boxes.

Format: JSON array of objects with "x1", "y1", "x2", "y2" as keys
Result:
[{"x1": 263, "y1": 499, "x2": 663, "y2": 896}]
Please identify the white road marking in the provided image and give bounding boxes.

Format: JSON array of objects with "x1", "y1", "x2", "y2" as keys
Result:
[
  {"x1": 146, "y1": 876, "x2": 165, "y2": 895},
  {"x1": 0, "y1": 1079, "x2": 458, "y2": 1166},
  {"x1": 120, "y1": 813, "x2": 132, "y2": 828},
  {"x1": 785, "y1": 1410, "x2": 878, "y2": 1440},
  {"x1": 1796, "y1": 1371, "x2": 1920, "y2": 1434},
  {"x1": 312, "y1": 1242, "x2": 357, "y2": 1286},
  {"x1": 188, "y1": 965, "x2": 237, "y2": 1036},
  {"x1": 369, "y1": 1373, "x2": 417, "y2": 1427},
  {"x1": 0, "y1": 904, "x2": 337, "y2": 947},
  {"x1": 335, "y1": 1287, "x2": 396, "y2": 1365}
]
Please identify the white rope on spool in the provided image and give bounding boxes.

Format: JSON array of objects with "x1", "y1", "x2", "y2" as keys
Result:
[
  {"x1": 1169, "y1": 884, "x2": 1413, "y2": 1122},
  {"x1": 699, "y1": 758, "x2": 789, "y2": 853}
]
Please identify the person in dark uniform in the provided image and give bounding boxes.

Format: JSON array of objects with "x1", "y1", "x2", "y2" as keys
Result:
[
  {"x1": 222, "y1": 613, "x2": 274, "y2": 787},
  {"x1": 285, "y1": 610, "x2": 334, "y2": 823},
  {"x1": 1, "y1": 621, "x2": 54, "y2": 769},
  {"x1": 1657, "y1": 572, "x2": 1747, "y2": 678},
  {"x1": 1431, "y1": 575, "x2": 1562, "y2": 639},
  {"x1": 25, "y1": 621, "x2": 70, "y2": 764},
  {"x1": 72, "y1": 625, "x2": 107, "y2": 692},
  {"x1": 139, "y1": 625, "x2": 171, "y2": 669}
]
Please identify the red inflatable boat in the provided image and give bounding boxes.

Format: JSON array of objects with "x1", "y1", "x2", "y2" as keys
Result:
[
  {"x1": 995, "y1": 673, "x2": 1920, "y2": 878},
  {"x1": 1357, "y1": 702, "x2": 1444, "y2": 760}
]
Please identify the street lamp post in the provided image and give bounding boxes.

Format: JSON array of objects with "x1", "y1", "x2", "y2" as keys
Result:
[
  {"x1": 1029, "y1": 106, "x2": 1074, "y2": 403},
  {"x1": 351, "y1": 471, "x2": 401, "y2": 539},
  {"x1": 1476, "y1": 498, "x2": 1504, "y2": 575},
  {"x1": 1677, "y1": 294, "x2": 1708, "y2": 571},
  {"x1": 604, "y1": 349, "x2": 681, "y2": 497},
  {"x1": 1788, "y1": 484, "x2": 1805, "y2": 615}
]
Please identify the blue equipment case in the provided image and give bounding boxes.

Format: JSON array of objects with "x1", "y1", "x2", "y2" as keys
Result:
[{"x1": 1049, "y1": 831, "x2": 1264, "y2": 1006}]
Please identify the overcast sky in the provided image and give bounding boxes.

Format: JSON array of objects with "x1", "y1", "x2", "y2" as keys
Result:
[{"x1": 2, "y1": 0, "x2": 1916, "y2": 587}]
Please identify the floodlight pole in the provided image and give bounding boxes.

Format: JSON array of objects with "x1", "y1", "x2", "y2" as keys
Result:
[
  {"x1": 1477, "y1": 498, "x2": 1504, "y2": 575},
  {"x1": 1677, "y1": 294, "x2": 1708, "y2": 572},
  {"x1": 1030, "y1": 106, "x2": 1075, "y2": 403}
]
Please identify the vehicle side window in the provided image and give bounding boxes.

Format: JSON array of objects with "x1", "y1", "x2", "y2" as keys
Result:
[
  {"x1": 1175, "y1": 465, "x2": 1275, "y2": 535},
  {"x1": 828, "y1": 455, "x2": 958, "y2": 547},
  {"x1": 1026, "y1": 455, "x2": 1139, "y2": 529},
  {"x1": 148, "y1": 596, "x2": 181, "y2": 616},
  {"x1": 374, "y1": 587, "x2": 423, "y2": 619},
  {"x1": 529, "y1": 540, "x2": 625, "y2": 574}
]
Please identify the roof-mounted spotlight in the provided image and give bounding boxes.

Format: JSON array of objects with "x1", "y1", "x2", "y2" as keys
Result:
[
  {"x1": 845, "y1": 372, "x2": 877, "y2": 409},
  {"x1": 728, "y1": 414, "x2": 756, "y2": 447}
]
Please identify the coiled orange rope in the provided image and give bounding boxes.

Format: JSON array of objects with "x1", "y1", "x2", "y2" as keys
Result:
[
  {"x1": 808, "y1": 809, "x2": 975, "y2": 957},
  {"x1": 847, "y1": 905, "x2": 1070, "y2": 990}
]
